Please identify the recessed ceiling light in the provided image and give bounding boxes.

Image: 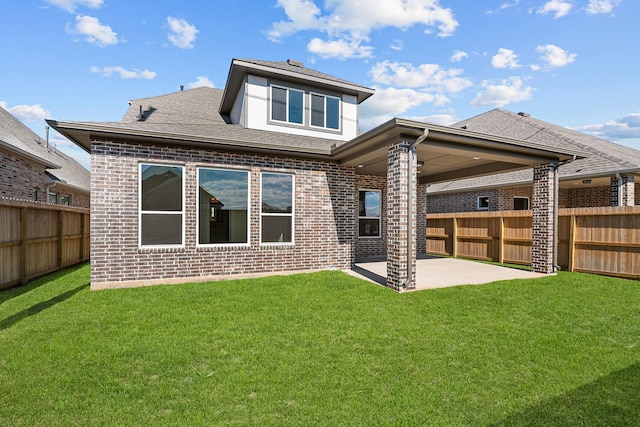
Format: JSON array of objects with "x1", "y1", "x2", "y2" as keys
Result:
[{"x1": 473, "y1": 157, "x2": 480, "y2": 160}]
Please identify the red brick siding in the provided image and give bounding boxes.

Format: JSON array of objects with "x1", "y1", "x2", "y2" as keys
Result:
[
  {"x1": 560, "y1": 186, "x2": 610, "y2": 208},
  {"x1": 90, "y1": 139, "x2": 357, "y2": 286},
  {"x1": 427, "y1": 189, "x2": 500, "y2": 213}
]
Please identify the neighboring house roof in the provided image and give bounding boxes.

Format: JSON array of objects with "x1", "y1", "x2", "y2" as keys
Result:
[
  {"x1": 428, "y1": 108, "x2": 640, "y2": 194},
  {"x1": 0, "y1": 105, "x2": 90, "y2": 192}
]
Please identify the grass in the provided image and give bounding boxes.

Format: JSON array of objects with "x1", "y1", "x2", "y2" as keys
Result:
[{"x1": 1, "y1": 264, "x2": 638, "y2": 426}]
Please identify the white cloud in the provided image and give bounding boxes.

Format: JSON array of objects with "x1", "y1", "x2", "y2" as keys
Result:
[
  {"x1": 537, "y1": 0, "x2": 573, "y2": 18},
  {"x1": 536, "y1": 44, "x2": 577, "y2": 68},
  {"x1": 0, "y1": 102, "x2": 51, "y2": 122},
  {"x1": 167, "y1": 17, "x2": 199, "y2": 49},
  {"x1": 578, "y1": 113, "x2": 640, "y2": 140},
  {"x1": 44, "y1": 0, "x2": 103, "y2": 13},
  {"x1": 359, "y1": 86, "x2": 449, "y2": 129},
  {"x1": 369, "y1": 61, "x2": 472, "y2": 93},
  {"x1": 450, "y1": 50, "x2": 468, "y2": 62},
  {"x1": 585, "y1": 0, "x2": 620, "y2": 15},
  {"x1": 390, "y1": 39, "x2": 404, "y2": 51},
  {"x1": 90, "y1": 66, "x2": 156, "y2": 79},
  {"x1": 470, "y1": 77, "x2": 534, "y2": 107},
  {"x1": 486, "y1": 0, "x2": 521, "y2": 14},
  {"x1": 67, "y1": 15, "x2": 118, "y2": 46},
  {"x1": 267, "y1": 0, "x2": 458, "y2": 59},
  {"x1": 308, "y1": 36, "x2": 373, "y2": 59},
  {"x1": 491, "y1": 48, "x2": 521, "y2": 69},
  {"x1": 186, "y1": 76, "x2": 215, "y2": 89}
]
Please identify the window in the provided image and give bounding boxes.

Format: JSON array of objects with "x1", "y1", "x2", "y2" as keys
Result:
[
  {"x1": 34, "y1": 189, "x2": 39, "y2": 202},
  {"x1": 477, "y1": 196, "x2": 489, "y2": 210},
  {"x1": 311, "y1": 93, "x2": 340, "y2": 130},
  {"x1": 359, "y1": 190, "x2": 381, "y2": 237},
  {"x1": 198, "y1": 168, "x2": 249, "y2": 245},
  {"x1": 261, "y1": 172, "x2": 294, "y2": 243},
  {"x1": 48, "y1": 192, "x2": 58, "y2": 204},
  {"x1": 271, "y1": 86, "x2": 304, "y2": 125},
  {"x1": 514, "y1": 196, "x2": 530, "y2": 210},
  {"x1": 139, "y1": 163, "x2": 184, "y2": 247},
  {"x1": 61, "y1": 195, "x2": 70, "y2": 206}
]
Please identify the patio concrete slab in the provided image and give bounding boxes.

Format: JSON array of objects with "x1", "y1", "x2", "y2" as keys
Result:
[{"x1": 349, "y1": 256, "x2": 549, "y2": 291}]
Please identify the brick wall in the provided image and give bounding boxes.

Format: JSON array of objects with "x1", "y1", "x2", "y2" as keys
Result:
[
  {"x1": 498, "y1": 186, "x2": 533, "y2": 210},
  {"x1": 0, "y1": 149, "x2": 47, "y2": 201},
  {"x1": 91, "y1": 139, "x2": 357, "y2": 287},
  {"x1": 355, "y1": 174, "x2": 386, "y2": 258}
]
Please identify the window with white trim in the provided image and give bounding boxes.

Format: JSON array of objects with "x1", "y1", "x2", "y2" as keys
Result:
[
  {"x1": 197, "y1": 168, "x2": 249, "y2": 245},
  {"x1": 139, "y1": 163, "x2": 184, "y2": 247},
  {"x1": 271, "y1": 85, "x2": 304, "y2": 125},
  {"x1": 514, "y1": 196, "x2": 530, "y2": 210},
  {"x1": 48, "y1": 192, "x2": 58, "y2": 204},
  {"x1": 477, "y1": 196, "x2": 489, "y2": 210},
  {"x1": 310, "y1": 92, "x2": 340, "y2": 130},
  {"x1": 359, "y1": 190, "x2": 381, "y2": 237},
  {"x1": 261, "y1": 172, "x2": 294, "y2": 243}
]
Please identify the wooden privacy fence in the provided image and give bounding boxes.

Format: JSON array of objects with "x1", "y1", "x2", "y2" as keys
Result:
[
  {"x1": 0, "y1": 198, "x2": 90, "y2": 290},
  {"x1": 427, "y1": 206, "x2": 640, "y2": 280}
]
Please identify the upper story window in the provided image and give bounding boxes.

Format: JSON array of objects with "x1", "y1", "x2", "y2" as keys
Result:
[
  {"x1": 311, "y1": 93, "x2": 340, "y2": 130},
  {"x1": 139, "y1": 163, "x2": 184, "y2": 247},
  {"x1": 271, "y1": 86, "x2": 304, "y2": 125}
]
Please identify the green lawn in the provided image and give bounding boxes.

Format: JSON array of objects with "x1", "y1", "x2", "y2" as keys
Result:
[{"x1": 1, "y1": 264, "x2": 638, "y2": 426}]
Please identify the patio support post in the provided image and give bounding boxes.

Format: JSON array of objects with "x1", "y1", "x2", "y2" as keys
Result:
[
  {"x1": 611, "y1": 174, "x2": 635, "y2": 206},
  {"x1": 531, "y1": 162, "x2": 558, "y2": 274},
  {"x1": 416, "y1": 182, "x2": 428, "y2": 255},
  {"x1": 387, "y1": 141, "x2": 416, "y2": 291}
]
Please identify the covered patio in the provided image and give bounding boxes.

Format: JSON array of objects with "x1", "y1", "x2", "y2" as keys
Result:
[
  {"x1": 349, "y1": 255, "x2": 547, "y2": 291},
  {"x1": 334, "y1": 118, "x2": 583, "y2": 292}
]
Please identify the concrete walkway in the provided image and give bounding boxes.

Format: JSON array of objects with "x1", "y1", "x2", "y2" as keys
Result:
[{"x1": 349, "y1": 255, "x2": 549, "y2": 291}]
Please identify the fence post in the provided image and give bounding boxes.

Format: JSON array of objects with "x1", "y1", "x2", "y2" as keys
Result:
[
  {"x1": 452, "y1": 217, "x2": 458, "y2": 257},
  {"x1": 80, "y1": 213, "x2": 86, "y2": 262},
  {"x1": 57, "y1": 210, "x2": 64, "y2": 269},
  {"x1": 568, "y1": 214, "x2": 576, "y2": 272},
  {"x1": 20, "y1": 207, "x2": 28, "y2": 285},
  {"x1": 498, "y1": 216, "x2": 504, "y2": 264}
]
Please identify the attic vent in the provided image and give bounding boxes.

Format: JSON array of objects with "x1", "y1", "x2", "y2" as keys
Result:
[
  {"x1": 517, "y1": 112, "x2": 530, "y2": 117},
  {"x1": 287, "y1": 59, "x2": 303, "y2": 67}
]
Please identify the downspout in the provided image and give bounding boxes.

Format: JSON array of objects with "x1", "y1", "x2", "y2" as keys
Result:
[
  {"x1": 615, "y1": 173, "x2": 623, "y2": 206},
  {"x1": 405, "y1": 129, "x2": 429, "y2": 288}
]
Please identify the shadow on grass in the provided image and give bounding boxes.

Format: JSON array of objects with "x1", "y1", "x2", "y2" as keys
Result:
[
  {"x1": 493, "y1": 362, "x2": 640, "y2": 426},
  {"x1": 0, "y1": 263, "x2": 88, "y2": 306},
  {"x1": 0, "y1": 281, "x2": 89, "y2": 331}
]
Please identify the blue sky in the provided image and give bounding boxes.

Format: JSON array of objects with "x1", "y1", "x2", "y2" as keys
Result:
[{"x1": 2, "y1": 0, "x2": 639, "y2": 170}]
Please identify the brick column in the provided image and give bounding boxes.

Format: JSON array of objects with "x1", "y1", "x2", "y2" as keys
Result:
[
  {"x1": 416, "y1": 182, "x2": 428, "y2": 255},
  {"x1": 387, "y1": 141, "x2": 416, "y2": 291},
  {"x1": 531, "y1": 163, "x2": 557, "y2": 274},
  {"x1": 611, "y1": 175, "x2": 635, "y2": 206}
]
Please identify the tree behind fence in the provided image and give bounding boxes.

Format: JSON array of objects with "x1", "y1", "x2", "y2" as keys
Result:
[
  {"x1": 427, "y1": 206, "x2": 640, "y2": 280},
  {"x1": 0, "y1": 199, "x2": 90, "y2": 290}
]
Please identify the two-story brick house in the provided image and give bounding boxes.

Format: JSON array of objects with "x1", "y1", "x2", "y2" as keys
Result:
[
  {"x1": 0, "y1": 106, "x2": 90, "y2": 208},
  {"x1": 49, "y1": 58, "x2": 580, "y2": 291}
]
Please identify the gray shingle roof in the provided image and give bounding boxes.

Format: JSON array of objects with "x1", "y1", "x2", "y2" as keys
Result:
[
  {"x1": 0, "y1": 106, "x2": 90, "y2": 191},
  {"x1": 428, "y1": 108, "x2": 640, "y2": 194},
  {"x1": 235, "y1": 58, "x2": 374, "y2": 92},
  {"x1": 91, "y1": 86, "x2": 338, "y2": 155}
]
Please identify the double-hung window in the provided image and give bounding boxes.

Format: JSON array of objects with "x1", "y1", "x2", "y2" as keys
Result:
[
  {"x1": 359, "y1": 190, "x2": 381, "y2": 237},
  {"x1": 197, "y1": 168, "x2": 249, "y2": 245},
  {"x1": 311, "y1": 93, "x2": 340, "y2": 130},
  {"x1": 513, "y1": 196, "x2": 530, "y2": 210},
  {"x1": 261, "y1": 172, "x2": 294, "y2": 243},
  {"x1": 271, "y1": 85, "x2": 304, "y2": 125},
  {"x1": 139, "y1": 163, "x2": 184, "y2": 247}
]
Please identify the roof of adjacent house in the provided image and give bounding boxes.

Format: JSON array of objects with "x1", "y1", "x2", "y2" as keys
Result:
[
  {"x1": 428, "y1": 108, "x2": 640, "y2": 194},
  {"x1": 0, "y1": 106, "x2": 90, "y2": 192}
]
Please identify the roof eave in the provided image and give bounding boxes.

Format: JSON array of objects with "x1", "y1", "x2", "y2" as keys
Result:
[{"x1": 0, "y1": 138, "x2": 61, "y2": 169}]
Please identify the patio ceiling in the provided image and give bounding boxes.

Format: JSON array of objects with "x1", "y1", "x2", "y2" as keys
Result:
[{"x1": 332, "y1": 118, "x2": 585, "y2": 184}]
